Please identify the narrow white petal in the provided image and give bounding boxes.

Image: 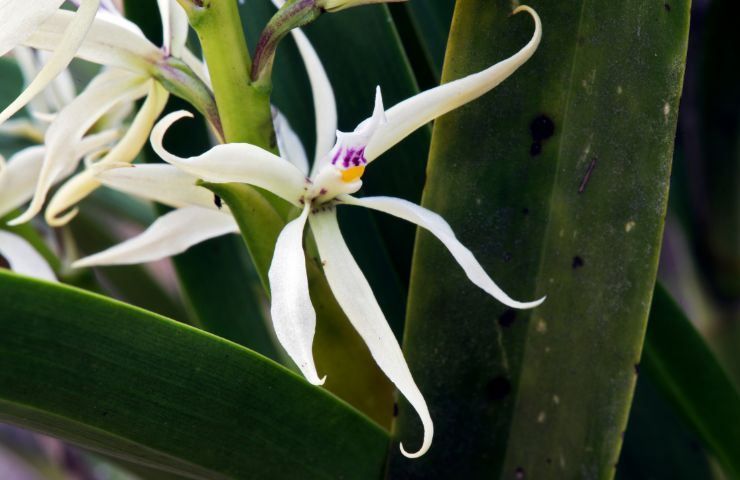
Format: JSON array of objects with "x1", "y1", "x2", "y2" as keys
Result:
[
  {"x1": 44, "y1": 83, "x2": 169, "y2": 226},
  {"x1": 364, "y1": 6, "x2": 542, "y2": 162},
  {"x1": 342, "y1": 195, "x2": 546, "y2": 309},
  {"x1": 151, "y1": 111, "x2": 308, "y2": 206},
  {"x1": 9, "y1": 71, "x2": 149, "y2": 226},
  {"x1": 0, "y1": 147, "x2": 44, "y2": 218},
  {"x1": 13, "y1": 46, "x2": 52, "y2": 116},
  {"x1": 309, "y1": 209, "x2": 432, "y2": 458},
  {"x1": 24, "y1": 10, "x2": 159, "y2": 72},
  {"x1": 273, "y1": 109, "x2": 309, "y2": 175},
  {"x1": 268, "y1": 204, "x2": 325, "y2": 385},
  {"x1": 0, "y1": 130, "x2": 120, "y2": 219},
  {"x1": 0, "y1": 0, "x2": 64, "y2": 56},
  {"x1": 158, "y1": 0, "x2": 189, "y2": 56},
  {"x1": 0, "y1": 119, "x2": 44, "y2": 143},
  {"x1": 0, "y1": 0, "x2": 102, "y2": 126},
  {"x1": 292, "y1": 25, "x2": 337, "y2": 168},
  {"x1": 95, "y1": 164, "x2": 217, "y2": 210},
  {"x1": 72, "y1": 207, "x2": 238, "y2": 268},
  {"x1": 271, "y1": 0, "x2": 336, "y2": 169},
  {"x1": 0, "y1": 230, "x2": 56, "y2": 282}
]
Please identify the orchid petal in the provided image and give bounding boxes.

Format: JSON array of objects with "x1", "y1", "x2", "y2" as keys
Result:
[
  {"x1": 0, "y1": 0, "x2": 102, "y2": 126},
  {"x1": 158, "y1": 0, "x2": 189, "y2": 56},
  {"x1": 9, "y1": 70, "x2": 150, "y2": 226},
  {"x1": 13, "y1": 46, "x2": 53, "y2": 116},
  {"x1": 72, "y1": 206, "x2": 238, "y2": 268},
  {"x1": 151, "y1": 111, "x2": 308, "y2": 206},
  {"x1": 94, "y1": 164, "x2": 217, "y2": 210},
  {"x1": 292, "y1": 24, "x2": 337, "y2": 168},
  {"x1": 45, "y1": 82, "x2": 170, "y2": 226},
  {"x1": 0, "y1": 0, "x2": 64, "y2": 56},
  {"x1": 0, "y1": 119, "x2": 44, "y2": 143},
  {"x1": 0, "y1": 231, "x2": 56, "y2": 282},
  {"x1": 309, "y1": 209, "x2": 432, "y2": 458},
  {"x1": 274, "y1": 109, "x2": 309, "y2": 175},
  {"x1": 364, "y1": 6, "x2": 541, "y2": 162},
  {"x1": 0, "y1": 130, "x2": 119, "y2": 219},
  {"x1": 342, "y1": 195, "x2": 546, "y2": 309},
  {"x1": 268, "y1": 204, "x2": 325, "y2": 385},
  {"x1": 320, "y1": 87, "x2": 385, "y2": 172},
  {"x1": 24, "y1": 10, "x2": 159, "y2": 72},
  {"x1": 272, "y1": 0, "x2": 336, "y2": 169}
]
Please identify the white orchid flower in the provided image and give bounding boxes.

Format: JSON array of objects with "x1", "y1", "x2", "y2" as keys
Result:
[
  {"x1": 0, "y1": 46, "x2": 124, "y2": 219},
  {"x1": 0, "y1": 230, "x2": 56, "y2": 282},
  {"x1": 0, "y1": 0, "x2": 102, "y2": 127},
  {"x1": 74, "y1": 6, "x2": 542, "y2": 458},
  {"x1": 6, "y1": 1, "x2": 191, "y2": 227}
]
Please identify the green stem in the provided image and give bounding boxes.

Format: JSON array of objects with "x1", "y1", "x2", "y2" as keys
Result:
[{"x1": 179, "y1": 0, "x2": 275, "y2": 149}]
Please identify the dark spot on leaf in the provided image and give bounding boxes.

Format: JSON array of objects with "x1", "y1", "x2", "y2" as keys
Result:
[
  {"x1": 393, "y1": 402, "x2": 399, "y2": 417},
  {"x1": 498, "y1": 309, "x2": 517, "y2": 328},
  {"x1": 101, "y1": 411, "x2": 109, "y2": 417},
  {"x1": 530, "y1": 141, "x2": 542, "y2": 156},
  {"x1": 522, "y1": 207, "x2": 530, "y2": 216},
  {"x1": 515, "y1": 467, "x2": 525, "y2": 479},
  {"x1": 529, "y1": 115, "x2": 554, "y2": 156},
  {"x1": 634, "y1": 364, "x2": 640, "y2": 375},
  {"x1": 572, "y1": 256, "x2": 584, "y2": 269},
  {"x1": 486, "y1": 376, "x2": 511, "y2": 401},
  {"x1": 664, "y1": 3, "x2": 671, "y2": 11},
  {"x1": 530, "y1": 115, "x2": 555, "y2": 141},
  {"x1": 0, "y1": 254, "x2": 9, "y2": 269},
  {"x1": 213, "y1": 194, "x2": 223, "y2": 209},
  {"x1": 546, "y1": 458, "x2": 552, "y2": 465}
]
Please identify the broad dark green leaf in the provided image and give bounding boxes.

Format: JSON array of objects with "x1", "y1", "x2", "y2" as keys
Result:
[
  {"x1": 0, "y1": 271, "x2": 388, "y2": 479},
  {"x1": 389, "y1": 1, "x2": 690, "y2": 477},
  {"x1": 641, "y1": 286, "x2": 740, "y2": 478}
]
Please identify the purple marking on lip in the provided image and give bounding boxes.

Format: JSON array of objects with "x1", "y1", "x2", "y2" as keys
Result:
[
  {"x1": 343, "y1": 148, "x2": 356, "y2": 168},
  {"x1": 331, "y1": 149, "x2": 341, "y2": 165}
]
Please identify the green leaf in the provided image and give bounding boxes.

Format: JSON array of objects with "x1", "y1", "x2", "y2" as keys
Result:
[
  {"x1": 389, "y1": 1, "x2": 690, "y2": 477},
  {"x1": 617, "y1": 371, "x2": 715, "y2": 480},
  {"x1": 641, "y1": 285, "x2": 740, "y2": 478},
  {"x1": 403, "y1": 1, "x2": 456, "y2": 80},
  {"x1": 0, "y1": 271, "x2": 388, "y2": 479}
]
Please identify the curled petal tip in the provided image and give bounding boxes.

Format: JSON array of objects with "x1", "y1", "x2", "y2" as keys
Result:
[
  {"x1": 46, "y1": 206, "x2": 79, "y2": 227},
  {"x1": 399, "y1": 440, "x2": 431, "y2": 459}
]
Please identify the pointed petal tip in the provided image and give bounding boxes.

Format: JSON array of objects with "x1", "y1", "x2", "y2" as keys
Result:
[
  {"x1": 506, "y1": 294, "x2": 546, "y2": 310},
  {"x1": 7, "y1": 209, "x2": 36, "y2": 227}
]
